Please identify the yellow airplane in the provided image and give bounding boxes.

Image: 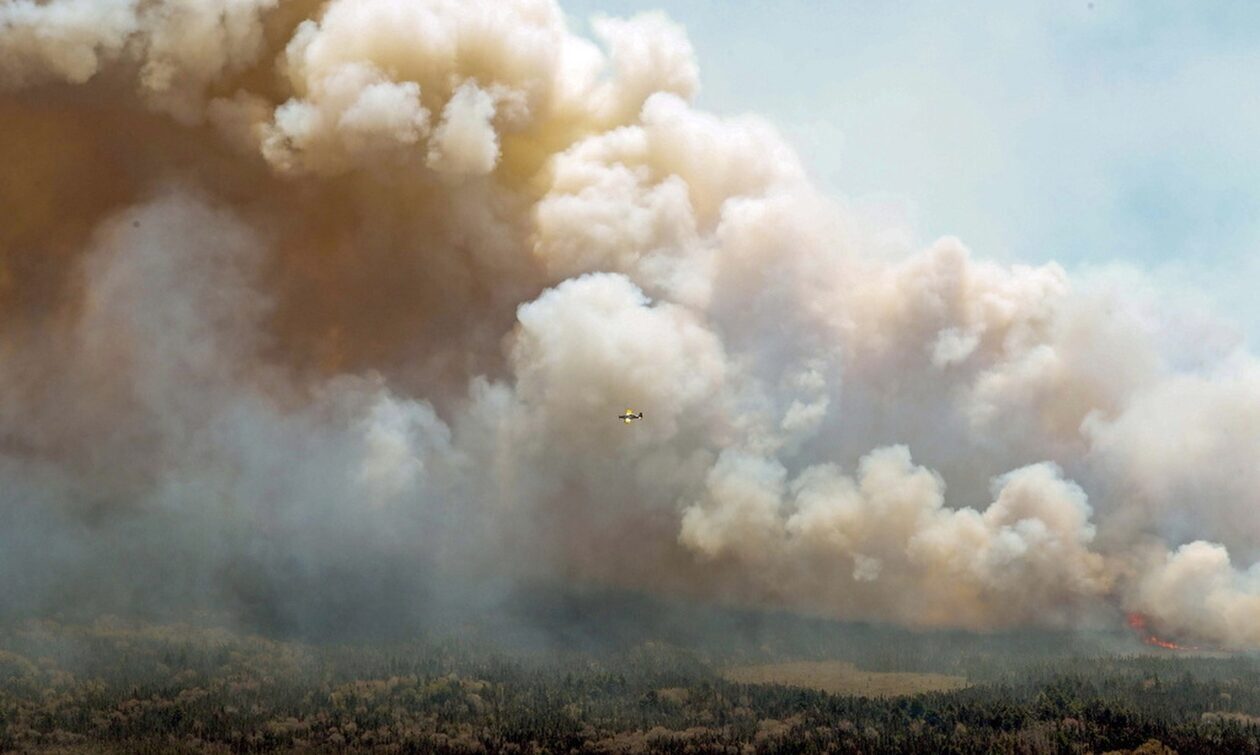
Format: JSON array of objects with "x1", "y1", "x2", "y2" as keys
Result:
[{"x1": 618, "y1": 408, "x2": 644, "y2": 424}]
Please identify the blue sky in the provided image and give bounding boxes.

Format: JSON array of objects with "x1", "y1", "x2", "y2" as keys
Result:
[{"x1": 565, "y1": 0, "x2": 1260, "y2": 343}]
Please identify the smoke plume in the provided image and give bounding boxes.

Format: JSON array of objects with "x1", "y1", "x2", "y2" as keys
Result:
[{"x1": 2, "y1": 0, "x2": 1259, "y2": 648}]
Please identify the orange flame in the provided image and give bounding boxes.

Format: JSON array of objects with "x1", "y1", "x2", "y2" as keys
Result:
[{"x1": 1126, "y1": 612, "x2": 1197, "y2": 651}]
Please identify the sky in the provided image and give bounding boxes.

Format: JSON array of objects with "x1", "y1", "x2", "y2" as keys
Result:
[{"x1": 565, "y1": 0, "x2": 1260, "y2": 343}]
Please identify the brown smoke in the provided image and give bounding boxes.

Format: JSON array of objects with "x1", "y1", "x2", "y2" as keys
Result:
[{"x1": 3, "y1": 0, "x2": 1260, "y2": 647}]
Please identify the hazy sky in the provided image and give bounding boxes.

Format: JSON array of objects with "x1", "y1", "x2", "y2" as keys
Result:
[{"x1": 565, "y1": 0, "x2": 1260, "y2": 342}]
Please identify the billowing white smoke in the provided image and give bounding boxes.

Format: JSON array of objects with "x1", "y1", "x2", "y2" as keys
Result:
[
  {"x1": 2, "y1": 0, "x2": 1259, "y2": 647},
  {"x1": 680, "y1": 448, "x2": 1112, "y2": 629}
]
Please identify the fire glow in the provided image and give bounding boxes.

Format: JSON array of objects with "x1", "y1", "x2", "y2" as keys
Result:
[{"x1": 1126, "y1": 613, "x2": 1197, "y2": 651}]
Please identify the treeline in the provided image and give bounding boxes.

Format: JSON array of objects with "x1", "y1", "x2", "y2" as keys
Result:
[{"x1": 2, "y1": 619, "x2": 1259, "y2": 753}]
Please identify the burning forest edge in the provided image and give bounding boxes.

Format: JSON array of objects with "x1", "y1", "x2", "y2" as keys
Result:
[{"x1": 1126, "y1": 614, "x2": 1211, "y2": 654}]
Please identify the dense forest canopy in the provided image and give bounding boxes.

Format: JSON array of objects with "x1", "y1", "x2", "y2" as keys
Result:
[{"x1": 3, "y1": 615, "x2": 1259, "y2": 753}]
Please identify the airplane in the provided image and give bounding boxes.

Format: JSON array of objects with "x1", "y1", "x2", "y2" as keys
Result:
[{"x1": 618, "y1": 409, "x2": 644, "y2": 424}]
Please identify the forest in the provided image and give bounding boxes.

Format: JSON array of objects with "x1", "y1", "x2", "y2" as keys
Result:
[{"x1": 2, "y1": 602, "x2": 1259, "y2": 754}]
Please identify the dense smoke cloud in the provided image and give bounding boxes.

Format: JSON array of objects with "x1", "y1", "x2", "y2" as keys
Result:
[{"x1": 2, "y1": 0, "x2": 1260, "y2": 648}]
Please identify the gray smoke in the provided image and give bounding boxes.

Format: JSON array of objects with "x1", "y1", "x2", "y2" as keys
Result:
[{"x1": 2, "y1": 0, "x2": 1260, "y2": 648}]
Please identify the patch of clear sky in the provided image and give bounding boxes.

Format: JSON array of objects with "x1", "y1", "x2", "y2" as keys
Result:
[{"x1": 565, "y1": 0, "x2": 1260, "y2": 342}]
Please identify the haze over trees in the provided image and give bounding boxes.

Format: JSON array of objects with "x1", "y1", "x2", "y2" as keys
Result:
[{"x1": 2, "y1": 609, "x2": 1259, "y2": 754}]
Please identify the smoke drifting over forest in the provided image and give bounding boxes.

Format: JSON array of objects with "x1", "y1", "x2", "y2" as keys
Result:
[{"x1": 3, "y1": 0, "x2": 1260, "y2": 649}]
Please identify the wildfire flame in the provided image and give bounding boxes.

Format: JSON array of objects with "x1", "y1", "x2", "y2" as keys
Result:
[{"x1": 1126, "y1": 612, "x2": 1197, "y2": 651}]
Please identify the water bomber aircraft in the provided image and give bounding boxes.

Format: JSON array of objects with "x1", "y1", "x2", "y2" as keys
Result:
[{"x1": 618, "y1": 409, "x2": 644, "y2": 424}]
